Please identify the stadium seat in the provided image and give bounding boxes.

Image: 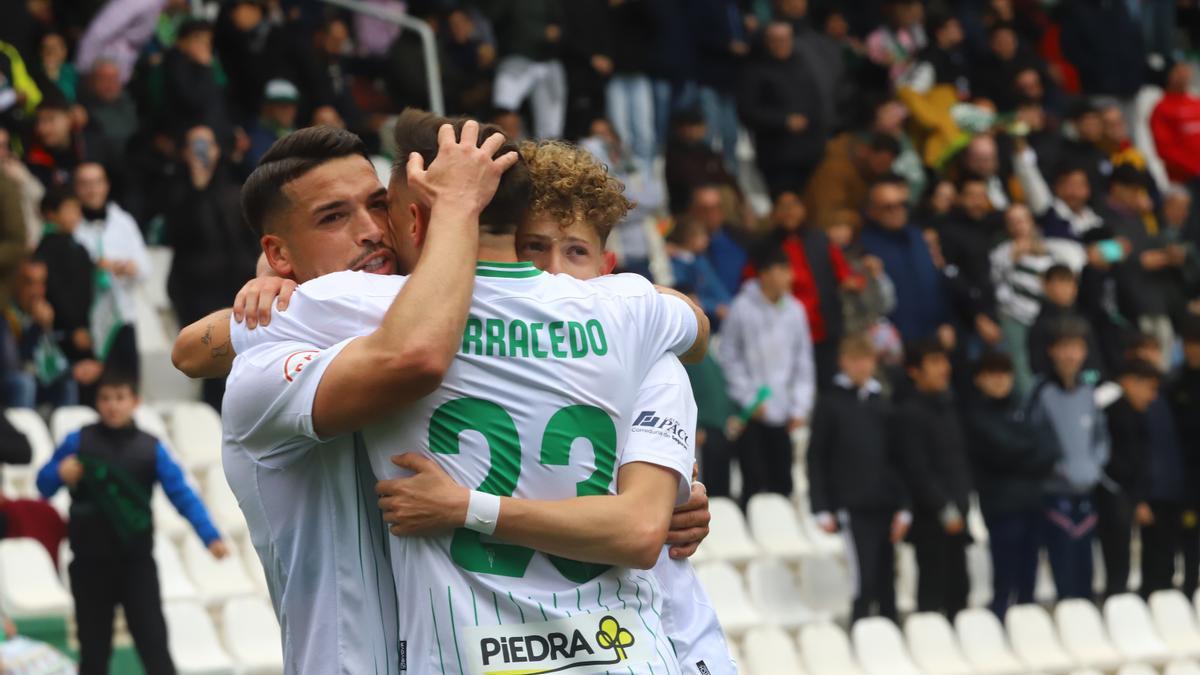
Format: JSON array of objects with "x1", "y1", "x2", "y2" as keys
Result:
[
  {"x1": 745, "y1": 557, "x2": 816, "y2": 627},
  {"x1": 1167, "y1": 660, "x2": 1200, "y2": 675},
  {"x1": 896, "y1": 543, "x2": 917, "y2": 614},
  {"x1": 705, "y1": 497, "x2": 761, "y2": 564},
  {"x1": 222, "y1": 596, "x2": 284, "y2": 675},
  {"x1": 1116, "y1": 665, "x2": 1158, "y2": 675},
  {"x1": 143, "y1": 246, "x2": 174, "y2": 311},
  {"x1": 165, "y1": 401, "x2": 224, "y2": 471},
  {"x1": 135, "y1": 406, "x2": 174, "y2": 448},
  {"x1": 694, "y1": 561, "x2": 762, "y2": 635},
  {"x1": 966, "y1": 542, "x2": 993, "y2": 609},
  {"x1": 163, "y1": 601, "x2": 235, "y2": 675},
  {"x1": 742, "y1": 626, "x2": 808, "y2": 675},
  {"x1": 4, "y1": 408, "x2": 55, "y2": 497},
  {"x1": 1035, "y1": 552, "x2": 1058, "y2": 604},
  {"x1": 204, "y1": 471, "x2": 248, "y2": 538},
  {"x1": 798, "y1": 622, "x2": 866, "y2": 675},
  {"x1": 154, "y1": 536, "x2": 199, "y2": 604},
  {"x1": 1150, "y1": 590, "x2": 1200, "y2": 659},
  {"x1": 746, "y1": 493, "x2": 813, "y2": 560},
  {"x1": 0, "y1": 538, "x2": 72, "y2": 619},
  {"x1": 1006, "y1": 604, "x2": 1075, "y2": 674},
  {"x1": 904, "y1": 612, "x2": 974, "y2": 675},
  {"x1": 49, "y1": 405, "x2": 99, "y2": 445},
  {"x1": 1055, "y1": 598, "x2": 1123, "y2": 671},
  {"x1": 154, "y1": 482, "x2": 197, "y2": 542},
  {"x1": 797, "y1": 555, "x2": 853, "y2": 621},
  {"x1": 1105, "y1": 593, "x2": 1172, "y2": 666},
  {"x1": 851, "y1": 617, "x2": 923, "y2": 675},
  {"x1": 181, "y1": 535, "x2": 256, "y2": 608},
  {"x1": 798, "y1": 509, "x2": 844, "y2": 557},
  {"x1": 955, "y1": 608, "x2": 1025, "y2": 675}
]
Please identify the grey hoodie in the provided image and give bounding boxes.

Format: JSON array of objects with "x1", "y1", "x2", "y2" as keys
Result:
[{"x1": 1029, "y1": 376, "x2": 1109, "y2": 496}]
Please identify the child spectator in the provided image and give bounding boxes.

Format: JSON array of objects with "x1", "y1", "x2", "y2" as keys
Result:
[
  {"x1": 1097, "y1": 358, "x2": 1160, "y2": 598},
  {"x1": 828, "y1": 209, "x2": 902, "y2": 368},
  {"x1": 808, "y1": 334, "x2": 909, "y2": 622},
  {"x1": 667, "y1": 218, "x2": 733, "y2": 326},
  {"x1": 896, "y1": 339, "x2": 972, "y2": 618},
  {"x1": 1167, "y1": 320, "x2": 1200, "y2": 598},
  {"x1": 717, "y1": 246, "x2": 814, "y2": 503},
  {"x1": 965, "y1": 351, "x2": 1057, "y2": 618},
  {"x1": 1027, "y1": 264, "x2": 1102, "y2": 382},
  {"x1": 1028, "y1": 316, "x2": 1110, "y2": 599},
  {"x1": 36, "y1": 370, "x2": 227, "y2": 674}
]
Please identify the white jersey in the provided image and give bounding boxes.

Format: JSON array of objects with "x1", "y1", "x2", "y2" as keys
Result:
[
  {"x1": 632, "y1": 357, "x2": 736, "y2": 675},
  {"x1": 222, "y1": 339, "x2": 399, "y2": 675},
  {"x1": 236, "y1": 262, "x2": 699, "y2": 675}
]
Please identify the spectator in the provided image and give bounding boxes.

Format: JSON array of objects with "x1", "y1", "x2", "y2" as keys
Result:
[
  {"x1": 33, "y1": 188, "x2": 95, "y2": 368},
  {"x1": 1097, "y1": 358, "x2": 1160, "y2": 598},
  {"x1": 896, "y1": 339, "x2": 971, "y2": 619},
  {"x1": 664, "y1": 110, "x2": 738, "y2": 215},
  {"x1": 646, "y1": 0, "x2": 699, "y2": 147},
  {"x1": 689, "y1": 185, "x2": 749, "y2": 296},
  {"x1": 990, "y1": 204, "x2": 1086, "y2": 394},
  {"x1": 212, "y1": 0, "x2": 286, "y2": 122},
  {"x1": 860, "y1": 176, "x2": 952, "y2": 343},
  {"x1": 1167, "y1": 320, "x2": 1200, "y2": 599},
  {"x1": 914, "y1": 178, "x2": 957, "y2": 231},
  {"x1": 1098, "y1": 103, "x2": 1151, "y2": 176},
  {"x1": 417, "y1": 7, "x2": 496, "y2": 118},
  {"x1": 803, "y1": 132, "x2": 900, "y2": 230},
  {"x1": 1059, "y1": 0, "x2": 1144, "y2": 102},
  {"x1": 1028, "y1": 315, "x2": 1109, "y2": 600},
  {"x1": 808, "y1": 333, "x2": 908, "y2": 622},
  {"x1": 939, "y1": 176, "x2": 1004, "y2": 349},
  {"x1": 689, "y1": 0, "x2": 747, "y2": 173},
  {"x1": 24, "y1": 95, "x2": 82, "y2": 189},
  {"x1": 1051, "y1": 100, "x2": 1112, "y2": 199},
  {"x1": 738, "y1": 21, "x2": 826, "y2": 197},
  {"x1": 920, "y1": 9, "x2": 969, "y2": 97},
  {"x1": 78, "y1": 59, "x2": 139, "y2": 162},
  {"x1": 1027, "y1": 264, "x2": 1103, "y2": 381},
  {"x1": 163, "y1": 19, "x2": 233, "y2": 146},
  {"x1": 667, "y1": 218, "x2": 732, "y2": 325},
  {"x1": 1036, "y1": 163, "x2": 1104, "y2": 242},
  {"x1": 0, "y1": 126, "x2": 45, "y2": 249},
  {"x1": 73, "y1": 0, "x2": 165, "y2": 86},
  {"x1": 37, "y1": 369, "x2": 227, "y2": 675},
  {"x1": 245, "y1": 79, "x2": 299, "y2": 169},
  {"x1": 827, "y1": 209, "x2": 900, "y2": 366},
  {"x1": 955, "y1": 134, "x2": 1014, "y2": 210},
  {"x1": 602, "y1": 0, "x2": 657, "y2": 167},
  {"x1": 717, "y1": 246, "x2": 814, "y2": 504},
  {"x1": 73, "y1": 162, "x2": 149, "y2": 380},
  {"x1": 488, "y1": 0, "x2": 567, "y2": 139},
  {"x1": 0, "y1": 162, "x2": 28, "y2": 297},
  {"x1": 1, "y1": 259, "x2": 81, "y2": 408},
  {"x1": 864, "y1": 0, "x2": 925, "y2": 86},
  {"x1": 36, "y1": 31, "x2": 76, "y2": 102},
  {"x1": 561, "y1": 0, "x2": 613, "y2": 140},
  {"x1": 1150, "y1": 60, "x2": 1200, "y2": 184},
  {"x1": 971, "y1": 22, "x2": 1044, "y2": 113},
  {"x1": 966, "y1": 351, "x2": 1056, "y2": 618},
  {"x1": 776, "y1": 0, "x2": 848, "y2": 131},
  {"x1": 164, "y1": 125, "x2": 257, "y2": 410}
]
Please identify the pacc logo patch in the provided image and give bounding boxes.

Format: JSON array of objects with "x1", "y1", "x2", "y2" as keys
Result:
[
  {"x1": 631, "y1": 410, "x2": 690, "y2": 449},
  {"x1": 463, "y1": 610, "x2": 656, "y2": 674}
]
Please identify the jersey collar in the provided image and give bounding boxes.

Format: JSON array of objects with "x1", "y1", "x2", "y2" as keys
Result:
[{"x1": 475, "y1": 260, "x2": 543, "y2": 279}]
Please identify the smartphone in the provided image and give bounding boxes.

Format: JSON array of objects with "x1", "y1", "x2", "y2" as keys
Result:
[
  {"x1": 1098, "y1": 239, "x2": 1124, "y2": 263},
  {"x1": 190, "y1": 137, "x2": 211, "y2": 171}
]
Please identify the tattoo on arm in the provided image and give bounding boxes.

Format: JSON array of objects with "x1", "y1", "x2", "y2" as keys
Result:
[{"x1": 201, "y1": 323, "x2": 231, "y2": 359}]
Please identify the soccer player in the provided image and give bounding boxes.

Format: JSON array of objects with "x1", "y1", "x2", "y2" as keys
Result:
[{"x1": 225, "y1": 114, "x2": 706, "y2": 673}]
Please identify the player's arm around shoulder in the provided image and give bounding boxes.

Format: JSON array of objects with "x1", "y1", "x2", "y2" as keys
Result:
[{"x1": 172, "y1": 275, "x2": 298, "y2": 379}]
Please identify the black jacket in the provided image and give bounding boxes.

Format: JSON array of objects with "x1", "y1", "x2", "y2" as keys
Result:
[
  {"x1": 1167, "y1": 366, "x2": 1200, "y2": 508},
  {"x1": 1102, "y1": 395, "x2": 1148, "y2": 498},
  {"x1": 34, "y1": 231, "x2": 95, "y2": 362},
  {"x1": 939, "y1": 210, "x2": 1005, "y2": 321},
  {"x1": 807, "y1": 380, "x2": 907, "y2": 514},
  {"x1": 737, "y1": 52, "x2": 826, "y2": 172},
  {"x1": 896, "y1": 391, "x2": 973, "y2": 516},
  {"x1": 965, "y1": 392, "x2": 1057, "y2": 516}
]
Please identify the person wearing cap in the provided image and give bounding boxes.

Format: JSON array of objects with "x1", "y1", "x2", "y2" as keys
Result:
[{"x1": 245, "y1": 79, "x2": 299, "y2": 169}]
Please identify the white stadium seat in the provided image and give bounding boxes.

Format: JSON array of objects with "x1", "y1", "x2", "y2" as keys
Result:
[
  {"x1": 4, "y1": 408, "x2": 55, "y2": 497},
  {"x1": 743, "y1": 626, "x2": 807, "y2": 675},
  {"x1": 1167, "y1": 660, "x2": 1200, "y2": 675},
  {"x1": 799, "y1": 509, "x2": 844, "y2": 556},
  {"x1": 695, "y1": 561, "x2": 761, "y2": 635},
  {"x1": 851, "y1": 617, "x2": 922, "y2": 675},
  {"x1": 1150, "y1": 590, "x2": 1200, "y2": 659},
  {"x1": 1105, "y1": 593, "x2": 1172, "y2": 666},
  {"x1": 181, "y1": 535, "x2": 256, "y2": 608},
  {"x1": 1055, "y1": 598, "x2": 1123, "y2": 671},
  {"x1": 967, "y1": 542, "x2": 993, "y2": 608},
  {"x1": 955, "y1": 608, "x2": 1025, "y2": 675},
  {"x1": 746, "y1": 557, "x2": 816, "y2": 627},
  {"x1": 154, "y1": 482, "x2": 197, "y2": 542},
  {"x1": 896, "y1": 543, "x2": 917, "y2": 614},
  {"x1": 1117, "y1": 665, "x2": 1159, "y2": 675},
  {"x1": 165, "y1": 401, "x2": 224, "y2": 471},
  {"x1": 904, "y1": 612, "x2": 975, "y2": 675},
  {"x1": 798, "y1": 555, "x2": 853, "y2": 621},
  {"x1": 1006, "y1": 604, "x2": 1075, "y2": 674},
  {"x1": 222, "y1": 596, "x2": 284, "y2": 675},
  {"x1": 0, "y1": 538, "x2": 71, "y2": 619},
  {"x1": 798, "y1": 622, "x2": 866, "y2": 675},
  {"x1": 164, "y1": 601, "x2": 235, "y2": 675},
  {"x1": 154, "y1": 536, "x2": 199, "y2": 604},
  {"x1": 746, "y1": 493, "x2": 813, "y2": 560},
  {"x1": 135, "y1": 406, "x2": 173, "y2": 447},
  {"x1": 49, "y1": 405, "x2": 99, "y2": 445},
  {"x1": 706, "y1": 497, "x2": 761, "y2": 564}
]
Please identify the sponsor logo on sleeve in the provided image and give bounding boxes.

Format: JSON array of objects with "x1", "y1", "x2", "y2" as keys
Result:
[
  {"x1": 463, "y1": 610, "x2": 656, "y2": 674},
  {"x1": 283, "y1": 350, "x2": 320, "y2": 383},
  {"x1": 630, "y1": 410, "x2": 690, "y2": 449}
]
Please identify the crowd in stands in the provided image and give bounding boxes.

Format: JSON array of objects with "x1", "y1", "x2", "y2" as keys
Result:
[{"x1": 0, "y1": 0, "x2": 1198, "y2": 653}]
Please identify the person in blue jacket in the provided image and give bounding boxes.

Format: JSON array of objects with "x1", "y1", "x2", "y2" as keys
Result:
[{"x1": 37, "y1": 369, "x2": 227, "y2": 675}]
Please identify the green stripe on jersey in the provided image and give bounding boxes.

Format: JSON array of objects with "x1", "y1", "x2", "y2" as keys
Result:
[
  {"x1": 428, "y1": 589, "x2": 447, "y2": 675},
  {"x1": 475, "y1": 268, "x2": 542, "y2": 279},
  {"x1": 448, "y1": 587, "x2": 464, "y2": 675}
]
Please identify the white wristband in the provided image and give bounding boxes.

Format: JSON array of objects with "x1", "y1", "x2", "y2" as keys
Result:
[{"x1": 465, "y1": 490, "x2": 501, "y2": 535}]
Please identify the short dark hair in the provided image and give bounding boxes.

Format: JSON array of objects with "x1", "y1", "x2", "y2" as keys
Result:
[
  {"x1": 40, "y1": 186, "x2": 77, "y2": 215},
  {"x1": 390, "y1": 108, "x2": 530, "y2": 236},
  {"x1": 1179, "y1": 317, "x2": 1200, "y2": 344},
  {"x1": 974, "y1": 350, "x2": 1014, "y2": 376},
  {"x1": 1051, "y1": 161, "x2": 1089, "y2": 185},
  {"x1": 241, "y1": 126, "x2": 371, "y2": 236},
  {"x1": 754, "y1": 246, "x2": 791, "y2": 273},
  {"x1": 177, "y1": 18, "x2": 213, "y2": 41},
  {"x1": 1110, "y1": 164, "x2": 1150, "y2": 191},
  {"x1": 1124, "y1": 332, "x2": 1160, "y2": 356},
  {"x1": 867, "y1": 132, "x2": 902, "y2": 156},
  {"x1": 96, "y1": 368, "x2": 139, "y2": 396},
  {"x1": 1116, "y1": 358, "x2": 1162, "y2": 382},
  {"x1": 905, "y1": 338, "x2": 948, "y2": 371},
  {"x1": 1044, "y1": 264, "x2": 1076, "y2": 284},
  {"x1": 37, "y1": 90, "x2": 71, "y2": 114},
  {"x1": 1048, "y1": 315, "x2": 1091, "y2": 346}
]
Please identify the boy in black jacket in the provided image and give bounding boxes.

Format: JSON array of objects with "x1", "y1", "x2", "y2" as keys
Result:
[
  {"x1": 1097, "y1": 358, "x2": 1160, "y2": 598},
  {"x1": 1168, "y1": 320, "x2": 1200, "y2": 598},
  {"x1": 808, "y1": 334, "x2": 909, "y2": 622},
  {"x1": 966, "y1": 351, "x2": 1058, "y2": 618},
  {"x1": 1027, "y1": 264, "x2": 1104, "y2": 381},
  {"x1": 897, "y1": 339, "x2": 973, "y2": 618}
]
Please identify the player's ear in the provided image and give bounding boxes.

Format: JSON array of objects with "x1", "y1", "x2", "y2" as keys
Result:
[
  {"x1": 409, "y1": 203, "x2": 432, "y2": 249},
  {"x1": 261, "y1": 235, "x2": 294, "y2": 279},
  {"x1": 601, "y1": 250, "x2": 617, "y2": 275}
]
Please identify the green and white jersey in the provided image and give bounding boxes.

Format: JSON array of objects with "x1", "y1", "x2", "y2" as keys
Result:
[{"x1": 237, "y1": 262, "x2": 699, "y2": 675}]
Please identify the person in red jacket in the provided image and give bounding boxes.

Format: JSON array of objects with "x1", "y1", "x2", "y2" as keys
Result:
[{"x1": 1150, "y1": 61, "x2": 1200, "y2": 183}]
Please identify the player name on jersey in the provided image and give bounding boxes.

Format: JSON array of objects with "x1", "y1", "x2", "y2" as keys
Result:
[{"x1": 461, "y1": 316, "x2": 609, "y2": 360}]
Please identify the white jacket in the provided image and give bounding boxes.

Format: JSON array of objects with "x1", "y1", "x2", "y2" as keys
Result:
[{"x1": 74, "y1": 202, "x2": 149, "y2": 325}]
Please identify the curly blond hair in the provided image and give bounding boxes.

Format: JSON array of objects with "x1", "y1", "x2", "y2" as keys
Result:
[{"x1": 519, "y1": 140, "x2": 633, "y2": 245}]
